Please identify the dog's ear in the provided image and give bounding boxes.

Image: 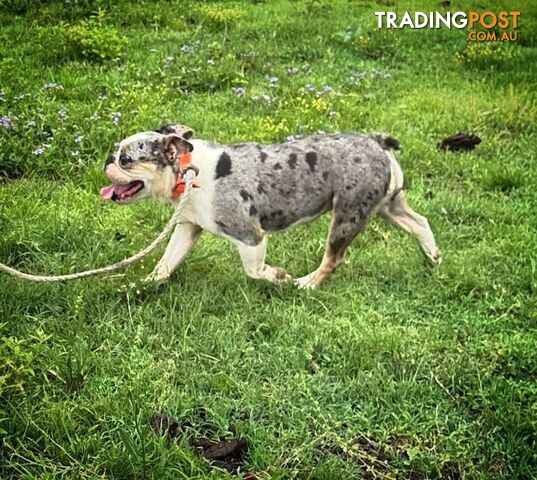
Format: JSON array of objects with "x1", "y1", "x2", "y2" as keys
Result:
[
  {"x1": 177, "y1": 126, "x2": 194, "y2": 140},
  {"x1": 163, "y1": 134, "x2": 194, "y2": 162},
  {"x1": 157, "y1": 124, "x2": 194, "y2": 140}
]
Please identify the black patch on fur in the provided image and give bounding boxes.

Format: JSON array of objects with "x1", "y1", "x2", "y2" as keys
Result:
[
  {"x1": 139, "y1": 143, "x2": 144, "y2": 149},
  {"x1": 249, "y1": 205, "x2": 258, "y2": 216},
  {"x1": 322, "y1": 171, "x2": 329, "y2": 181},
  {"x1": 257, "y1": 183, "x2": 267, "y2": 194},
  {"x1": 273, "y1": 163, "x2": 282, "y2": 170},
  {"x1": 260, "y1": 151, "x2": 268, "y2": 162},
  {"x1": 215, "y1": 152, "x2": 232, "y2": 179},
  {"x1": 345, "y1": 185, "x2": 352, "y2": 190},
  {"x1": 330, "y1": 237, "x2": 347, "y2": 255},
  {"x1": 370, "y1": 134, "x2": 401, "y2": 151},
  {"x1": 156, "y1": 124, "x2": 174, "y2": 134},
  {"x1": 305, "y1": 151, "x2": 318, "y2": 172},
  {"x1": 288, "y1": 153, "x2": 297, "y2": 169},
  {"x1": 353, "y1": 156, "x2": 362, "y2": 164},
  {"x1": 240, "y1": 189, "x2": 251, "y2": 201}
]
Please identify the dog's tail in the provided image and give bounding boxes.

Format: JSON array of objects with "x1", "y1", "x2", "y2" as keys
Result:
[{"x1": 369, "y1": 133, "x2": 401, "y2": 151}]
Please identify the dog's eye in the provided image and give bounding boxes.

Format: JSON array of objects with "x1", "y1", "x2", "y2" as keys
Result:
[{"x1": 119, "y1": 153, "x2": 132, "y2": 167}]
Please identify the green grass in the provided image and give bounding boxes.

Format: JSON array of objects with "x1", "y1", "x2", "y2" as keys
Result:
[{"x1": 1, "y1": 0, "x2": 536, "y2": 478}]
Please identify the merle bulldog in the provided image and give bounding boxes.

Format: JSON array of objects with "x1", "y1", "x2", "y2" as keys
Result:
[{"x1": 101, "y1": 125, "x2": 441, "y2": 288}]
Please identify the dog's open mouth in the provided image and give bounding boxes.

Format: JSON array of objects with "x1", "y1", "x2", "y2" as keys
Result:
[{"x1": 100, "y1": 180, "x2": 144, "y2": 202}]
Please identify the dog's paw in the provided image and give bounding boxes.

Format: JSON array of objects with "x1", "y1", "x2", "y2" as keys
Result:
[
  {"x1": 144, "y1": 264, "x2": 171, "y2": 284},
  {"x1": 265, "y1": 265, "x2": 292, "y2": 284},
  {"x1": 427, "y1": 248, "x2": 443, "y2": 266},
  {"x1": 294, "y1": 272, "x2": 319, "y2": 290}
]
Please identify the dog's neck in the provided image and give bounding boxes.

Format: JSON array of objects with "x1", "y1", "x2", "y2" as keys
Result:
[{"x1": 171, "y1": 151, "x2": 200, "y2": 199}]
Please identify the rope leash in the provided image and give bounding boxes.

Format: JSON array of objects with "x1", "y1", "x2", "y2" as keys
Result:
[{"x1": 0, "y1": 169, "x2": 197, "y2": 283}]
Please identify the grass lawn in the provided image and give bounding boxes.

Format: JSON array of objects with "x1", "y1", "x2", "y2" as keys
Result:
[{"x1": 1, "y1": 0, "x2": 536, "y2": 478}]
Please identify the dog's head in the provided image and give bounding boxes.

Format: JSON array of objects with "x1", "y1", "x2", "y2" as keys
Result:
[{"x1": 101, "y1": 125, "x2": 193, "y2": 203}]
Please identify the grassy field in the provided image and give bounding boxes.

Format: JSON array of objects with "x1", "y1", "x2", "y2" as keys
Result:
[{"x1": 1, "y1": 0, "x2": 537, "y2": 478}]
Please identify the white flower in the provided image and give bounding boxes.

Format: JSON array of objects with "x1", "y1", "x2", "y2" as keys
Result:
[{"x1": 111, "y1": 112, "x2": 122, "y2": 125}]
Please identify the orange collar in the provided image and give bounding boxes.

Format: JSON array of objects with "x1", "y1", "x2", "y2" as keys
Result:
[{"x1": 172, "y1": 152, "x2": 200, "y2": 199}]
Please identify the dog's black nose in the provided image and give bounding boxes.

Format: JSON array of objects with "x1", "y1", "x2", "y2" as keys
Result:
[{"x1": 105, "y1": 154, "x2": 115, "y2": 170}]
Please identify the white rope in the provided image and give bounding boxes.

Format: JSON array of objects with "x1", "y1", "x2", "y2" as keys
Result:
[{"x1": 0, "y1": 169, "x2": 197, "y2": 283}]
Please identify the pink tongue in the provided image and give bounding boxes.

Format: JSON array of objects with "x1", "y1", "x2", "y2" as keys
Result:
[{"x1": 100, "y1": 183, "x2": 133, "y2": 200}]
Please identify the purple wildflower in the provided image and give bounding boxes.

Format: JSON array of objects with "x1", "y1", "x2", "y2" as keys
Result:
[
  {"x1": 305, "y1": 83, "x2": 316, "y2": 92},
  {"x1": 232, "y1": 87, "x2": 245, "y2": 97},
  {"x1": 287, "y1": 67, "x2": 299, "y2": 75},
  {"x1": 320, "y1": 85, "x2": 333, "y2": 94},
  {"x1": 1, "y1": 116, "x2": 13, "y2": 129},
  {"x1": 33, "y1": 144, "x2": 51, "y2": 156}
]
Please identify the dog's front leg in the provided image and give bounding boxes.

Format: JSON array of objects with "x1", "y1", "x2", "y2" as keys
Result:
[
  {"x1": 235, "y1": 236, "x2": 291, "y2": 283},
  {"x1": 145, "y1": 222, "x2": 202, "y2": 283}
]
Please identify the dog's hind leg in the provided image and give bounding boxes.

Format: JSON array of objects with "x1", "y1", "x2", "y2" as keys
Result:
[
  {"x1": 379, "y1": 190, "x2": 442, "y2": 265},
  {"x1": 296, "y1": 209, "x2": 368, "y2": 289},
  {"x1": 235, "y1": 236, "x2": 291, "y2": 283}
]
